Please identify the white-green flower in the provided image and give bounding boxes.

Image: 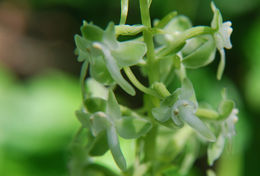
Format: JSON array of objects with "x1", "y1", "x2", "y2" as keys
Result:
[
  {"x1": 207, "y1": 108, "x2": 238, "y2": 166},
  {"x1": 75, "y1": 22, "x2": 147, "y2": 96},
  {"x1": 222, "y1": 108, "x2": 238, "y2": 139},
  {"x1": 211, "y1": 2, "x2": 233, "y2": 80}
]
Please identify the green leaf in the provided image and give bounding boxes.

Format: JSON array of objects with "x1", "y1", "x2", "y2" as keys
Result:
[
  {"x1": 178, "y1": 106, "x2": 216, "y2": 142},
  {"x1": 111, "y1": 40, "x2": 147, "y2": 67},
  {"x1": 107, "y1": 127, "x2": 127, "y2": 171},
  {"x1": 90, "y1": 112, "x2": 111, "y2": 137},
  {"x1": 89, "y1": 131, "x2": 109, "y2": 156},
  {"x1": 182, "y1": 35, "x2": 216, "y2": 69},
  {"x1": 104, "y1": 22, "x2": 118, "y2": 49},
  {"x1": 106, "y1": 90, "x2": 121, "y2": 121},
  {"x1": 207, "y1": 134, "x2": 225, "y2": 166},
  {"x1": 96, "y1": 43, "x2": 135, "y2": 95},
  {"x1": 116, "y1": 116, "x2": 152, "y2": 139},
  {"x1": 75, "y1": 110, "x2": 91, "y2": 128},
  {"x1": 84, "y1": 97, "x2": 107, "y2": 113},
  {"x1": 80, "y1": 21, "x2": 103, "y2": 41}
]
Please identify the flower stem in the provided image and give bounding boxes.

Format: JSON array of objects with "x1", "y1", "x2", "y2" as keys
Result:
[
  {"x1": 120, "y1": 0, "x2": 129, "y2": 25},
  {"x1": 139, "y1": 0, "x2": 158, "y2": 84},
  {"x1": 196, "y1": 108, "x2": 219, "y2": 119},
  {"x1": 123, "y1": 67, "x2": 160, "y2": 98},
  {"x1": 139, "y1": 1, "x2": 160, "y2": 174}
]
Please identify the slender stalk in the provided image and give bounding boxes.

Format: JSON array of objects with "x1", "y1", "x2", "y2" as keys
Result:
[
  {"x1": 120, "y1": 0, "x2": 129, "y2": 25},
  {"x1": 139, "y1": 0, "x2": 158, "y2": 83},
  {"x1": 139, "y1": 0, "x2": 151, "y2": 27},
  {"x1": 196, "y1": 108, "x2": 219, "y2": 119},
  {"x1": 139, "y1": 2, "x2": 160, "y2": 174},
  {"x1": 144, "y1": 125, "x2": 158, "y2": 161},
  {"x1": 123, "y1": 67, "x2": 160, "y2": 98}
]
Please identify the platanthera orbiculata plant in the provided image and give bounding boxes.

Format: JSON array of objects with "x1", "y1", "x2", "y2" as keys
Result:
[{"x1": 71, "y1": 0, "x2": 237, "y2": 175}]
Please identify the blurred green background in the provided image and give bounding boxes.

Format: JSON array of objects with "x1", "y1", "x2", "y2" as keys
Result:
[{"x1": 0, "y1": 0, "x2": 259, "y2": 175}]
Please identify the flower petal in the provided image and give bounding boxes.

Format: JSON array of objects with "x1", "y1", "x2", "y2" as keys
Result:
[
  {"x1": 182, "y1": 35, "x2": 216, "y2": 69},
  {"x1": 107, "y1": 126, "x2": 127, "y2": 171},
  {"x1": 94, "y1": 43, "x2": 136, "y2": 96},
  {"x1": 152, "y1": 106, "x2": 171, "y2": 122},
  {"x1": 179, "y1": 106, "x2": 216, "y2": 142},
  {"x1": 111, "y1": 40, "x2": 147, "y2": 67},
  {"x1": 207, "y1": 134, "x2": 225, "y2": 166},
  {"x1": 74, "y1": 35, "x2": 91, "y2": 62},
  {"x1": 116, "y1": 115, "x2": 152, "y2": 139},
  {"x1": 106, "y1": 89, "x2": 121, "y2": 121},
  {"x1": 220, "y1": 21, "x2": 233, "y2": 49},
  {"x1": 103, "y1": 22, "x2": 118, "y2": 49},
  {"x1": 80, "y1": 21, "x2": 104, "y2": 41},
  {"x1": 210, "y1": 2, "x2": 223, "y2": 30}
]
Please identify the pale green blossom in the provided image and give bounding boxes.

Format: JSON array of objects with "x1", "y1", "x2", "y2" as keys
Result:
[{"x1": 211, "y1": 2, "x2": 233, "y2": 80}]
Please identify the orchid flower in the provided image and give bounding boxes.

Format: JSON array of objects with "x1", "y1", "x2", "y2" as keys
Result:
[{"x1": 211, "y1": 2, "x2": 233, "y2": 80}]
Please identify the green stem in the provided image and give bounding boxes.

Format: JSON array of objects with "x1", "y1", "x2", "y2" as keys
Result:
[
  {"x1": 139, "y1": 1, "x2": 160, "y2": 174},
  {"x1": 152, "y1": 82, "x2": 171, "y2": 98},
  {"x1": 120, "y1": 0, "x2": 129, "y2": 25},
  {"x1": 157, "y1": 26, "x2": 214, "y2": 57},
  {"x1": 177, "y1": 63, "x2": 187, "y2": 81},
  {"x1": 195, "y1": 108, "x2": 219, "y2": 119},
  {"x1": 139, "y1": 0, "x2": 158, "y2": 83},
  {"x1": 139, "y1": 0, "x2": 151, "y2": 27},
  {"x1": 123, "y1": 67, "x2": 160, "y2": 98},
  {"x1": 144, "y1": 125, "x2": 158, "y2": 161}
]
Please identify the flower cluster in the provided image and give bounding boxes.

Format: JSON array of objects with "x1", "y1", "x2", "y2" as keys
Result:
[{"x1": 72, "y1": 1, "x2": 237, "y2": 175}]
